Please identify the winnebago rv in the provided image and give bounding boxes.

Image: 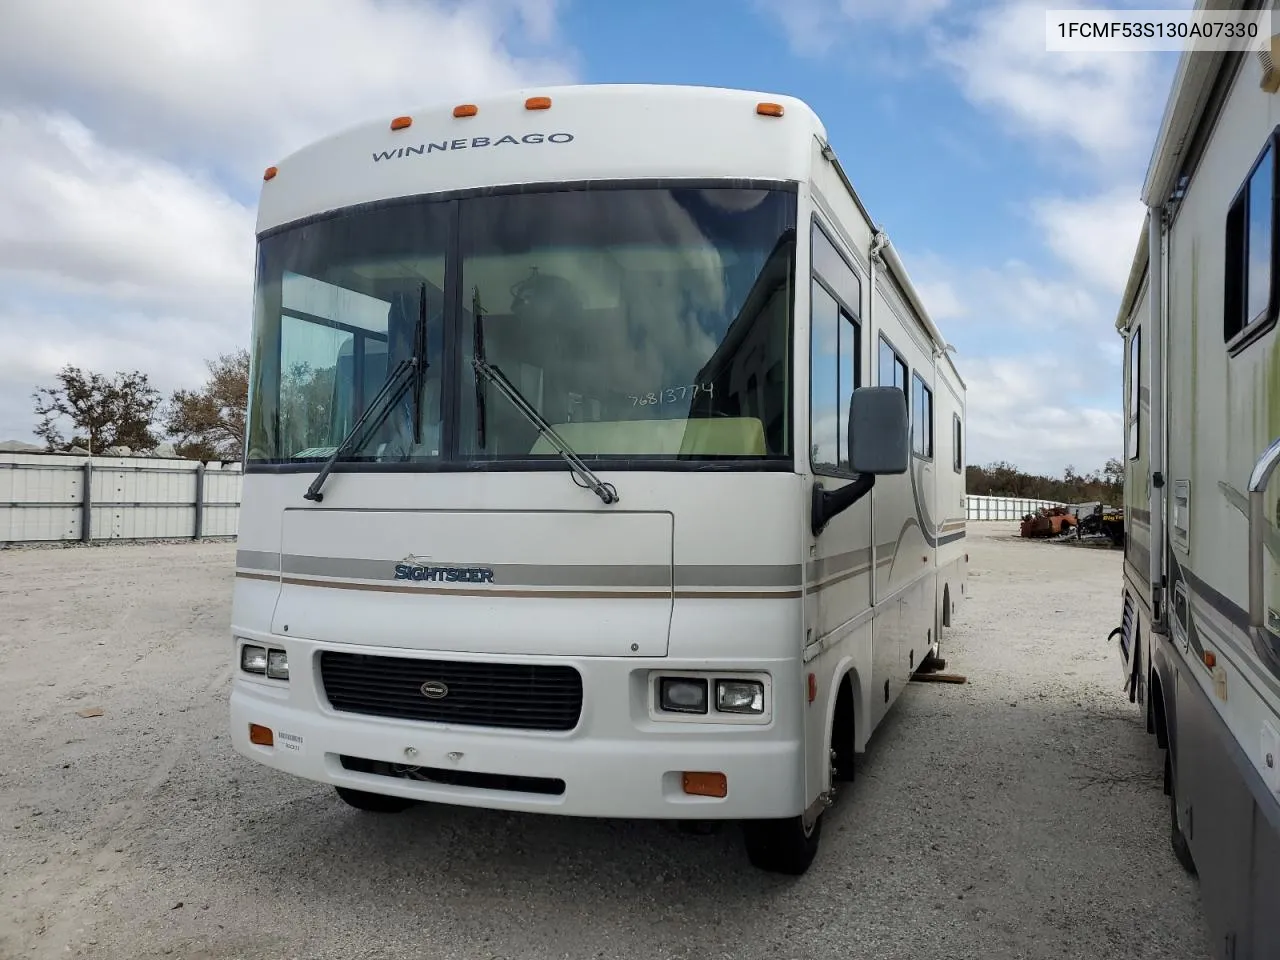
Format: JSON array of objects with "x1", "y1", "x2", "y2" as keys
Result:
[
  {"x1": 1113, "y1": 9, "x2": 1280, "y2": 954},
  {"x1": 229, "y1": 84, "x2": 967, "y2": 875}
]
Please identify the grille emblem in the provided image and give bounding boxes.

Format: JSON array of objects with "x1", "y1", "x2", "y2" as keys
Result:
[{"x1": 420, "y1": 680, "x2": 449, "y2": 699}]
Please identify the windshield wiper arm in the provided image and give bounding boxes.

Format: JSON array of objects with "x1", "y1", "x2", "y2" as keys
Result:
[
  {"x1": 304, "y1": 286, "x2": 429, "y2": 503},
  {"x1": 302, "y1": 356, "x2": 414, "y2": 502},
  {"x1": 412, "y1": 282, "x2": 428, "y2": 444},
  {"x1": 471, "y1": 299, "x2": 618, "y2": 506}
]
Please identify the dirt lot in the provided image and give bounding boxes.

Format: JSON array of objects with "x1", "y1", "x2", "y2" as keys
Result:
[{"x1": 0, "y1": 524, "x2": 1211, "y2": 960}]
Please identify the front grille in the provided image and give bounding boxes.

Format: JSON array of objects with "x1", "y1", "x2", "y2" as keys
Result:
[{"x1": 319, "y1": 651, "x2": 583, "y2": 732}]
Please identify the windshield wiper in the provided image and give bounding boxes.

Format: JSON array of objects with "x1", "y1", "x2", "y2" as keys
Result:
[
  {"x1": 471, "y1": 289, "x2": 619, "y2": 506},
  {"x1": 304, "y1": 284, "x2": 429, "y2": 503}
]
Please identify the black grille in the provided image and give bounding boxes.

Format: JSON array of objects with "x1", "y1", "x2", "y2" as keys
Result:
[{"x1": 319, "y1": 652, "x2": 583, "y2": 732}]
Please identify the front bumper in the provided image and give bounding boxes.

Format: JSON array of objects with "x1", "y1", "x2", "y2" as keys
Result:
[{"x1": 228, "y1": 637, "x2": 805, "y2": 820}]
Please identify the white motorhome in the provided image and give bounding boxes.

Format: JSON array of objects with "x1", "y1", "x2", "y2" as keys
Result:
[
  {"x1": 1114, "y1": 6, "x2": 1280, "y2": 953},
  {"x1": 229, "y1": 83, "x2": 967, "y2": 874}
]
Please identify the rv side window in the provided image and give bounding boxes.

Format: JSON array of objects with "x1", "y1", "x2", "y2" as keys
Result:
[
  {"x1": 810, "y1": 221, "x2": 863, "y2": 474},
  {"x1": 1127, "y1": 327, "x2": 1141, "y2": 460},
  {"x1": 878, "y1": 336, "x2": 907, "y2": 403},
  {"x1": 953, "y1": 413, "x2": 962, "y2": 473},
  {"x1": 911, "y1": 373, "x2": 933, "y2": 459},
  {"x1": 1225, "y1": 131, "x2": 1279, "y2": 348},
  {"x1": 809, "y1": 279, "x2": 861, "y2": 472}
]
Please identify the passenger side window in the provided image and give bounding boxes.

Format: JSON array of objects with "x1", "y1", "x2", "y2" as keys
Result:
[
  {"x1": 953, "y1": 413, "x2": 962, "y2": 473},
  {"x1": 911, "y1": 373, "x2": 933, "y2": 459},
  {"x1": 1225, "y1": 131, "x2": 1279, "y2": 348},
  {"x1": 809, "y1": 221, "x2": 862, "y2": 473},
  {"x1": 878, "y1": 336, "x2": 907, "y2": 397},
  {"x1": 1127, "y1": 326, "x2": 1141, "y2": 460}
]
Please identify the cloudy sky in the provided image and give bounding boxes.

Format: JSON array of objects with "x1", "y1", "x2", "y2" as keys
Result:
[{"x1": 0, "y1": 0, "x2": 1184, "y2": 474}]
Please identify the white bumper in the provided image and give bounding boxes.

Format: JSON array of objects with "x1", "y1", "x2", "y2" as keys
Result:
[{"x1": 228, "y1": 637, "x2": 805, "y2": 820}]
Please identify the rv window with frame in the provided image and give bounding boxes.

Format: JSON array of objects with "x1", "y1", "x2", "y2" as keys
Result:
[
  {"x1": 911, "y1": 372, "x2": 933, "y2": 459},
  {"x1": 1127, "y1": 326, "x2": 1141, "y2": 460},
  {"x1": 878, "y1": 335, "x2": 907, "y2": 400},
  {"x1": 1224, "y1": 129, "x2": 1280, "y2": 350},
  {"x1": 809, "y1": 221, "x2": 862, "y2": 473},
  {"x1": 953, "y1": 413, "x2": 962, "y2": 473}
]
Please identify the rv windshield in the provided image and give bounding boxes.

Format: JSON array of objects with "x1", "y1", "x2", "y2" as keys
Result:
[{"x1": 246, "y1": 184, "x2": 796, "y2": 468}]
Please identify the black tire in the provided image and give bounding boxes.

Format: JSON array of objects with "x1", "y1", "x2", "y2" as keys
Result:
[
  {"x1": 1165, "y1": 751, "x2": 1196, "y2": 875},
  {"x1": 334, "y1": 786, "x2": 418, "y2": 813},
  {"x1": 742, "y1": 813, "x2": 822, "y2": 875}
]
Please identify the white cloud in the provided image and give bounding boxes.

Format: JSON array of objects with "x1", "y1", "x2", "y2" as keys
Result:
[
  {"x1": 907, "y1": 246, "x2": 1127, "y2": 474},
  {"x1": 928, "y1": 0, "x2": 1176, "y2": 169},
  {"x1": 963, "y1": 354, "x2": 1123, "y2": 473},
  {"x1": 758, "y1": 0, "x2": 950, "y2": 57},
  {"x1": 0, "y1": 110, "x2": 255, "y2": 315},
  {"x1": 0, "y1": 0, "x2": 575, "y2": 177},
  {"x1": 1031, "y1": 187, "x2": 1147, "y2": 296},
  {"x1": 910, "y1": 251, "x2": 1103, "y2": 332},
  {"x1": 912, "y1": 273, "x2": 968, "y2": 323},
  {"x1": 0, "y1": 0, "x2": 574, "y2": 445}
]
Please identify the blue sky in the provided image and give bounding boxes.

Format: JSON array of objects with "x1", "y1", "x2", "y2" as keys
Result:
[{"x1": 0, "y1": 0, "x2": 1188, "y2": 473}]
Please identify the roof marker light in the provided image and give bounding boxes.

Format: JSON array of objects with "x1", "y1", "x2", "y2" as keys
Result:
[
  {"x1": 390, "y1": 116, "x2": 413, "y2": 130},
  {"x1": 263, "y1": 166, "x2": 278, "y2": 181},
  {"x1": 756, "y1": 102, "x2": 784, "y2": 117},
  {"x1": 454, "y1": 104, "x2": 478, "y2": 118},
  {"x1": 525, "y1": 96, "x2": 552, "y2": 110}
]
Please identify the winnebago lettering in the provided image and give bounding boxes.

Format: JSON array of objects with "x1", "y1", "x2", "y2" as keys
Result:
[
  {"x1": 373, "y1": 132, "x2": 575, "y2": 162},
  {"x1": 230, "y1": 84, "x2": 967, "y2": 875}
]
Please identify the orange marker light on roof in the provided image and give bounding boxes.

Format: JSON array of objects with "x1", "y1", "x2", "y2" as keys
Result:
[
  {"x1": 453, "y1": 104, "x2": 478, "y2": 118},
  {"x1": 390, "y1": 116, "x2": 413, "y2": 130},
  {"x1": 263, "y1": 166, "x2": 278, "y2": 181},
  {"x1": 756, "y1": 102, "x2": 785, "y2": 117},
  {"x1": 525, "y1": 96, "x2": 552, "y2": 110}
]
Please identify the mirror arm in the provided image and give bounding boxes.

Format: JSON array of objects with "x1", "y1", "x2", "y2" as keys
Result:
[{"x1": 811, "y1": 474, "x2": 876, "y2": 537}]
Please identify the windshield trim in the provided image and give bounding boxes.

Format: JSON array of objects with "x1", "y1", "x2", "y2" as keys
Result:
[
  {"x1": 245, "y1": 457, "x2": 797, "y2": 476},
  {"x1": 256, "y1": 177, "x2": 799, "y2": 242},
  {"x1": 247, "y1": 178, "x2": 799, "y2": 476}
]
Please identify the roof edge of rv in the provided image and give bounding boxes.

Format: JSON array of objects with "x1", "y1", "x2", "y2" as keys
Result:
[
  {"x1": 1140, "y1": 0, "x2": 1240, "y2": 207},
  {"x1": 1116, "y1": 210, "x2": 1152, "y2": 333}
]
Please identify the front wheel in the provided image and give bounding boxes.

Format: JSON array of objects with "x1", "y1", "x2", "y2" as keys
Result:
[{"x1": 742, "y1": 812, "x2": 822, "y2": 875}]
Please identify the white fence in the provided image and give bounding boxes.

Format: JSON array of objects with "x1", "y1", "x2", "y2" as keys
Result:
[
  {"x1": 965, "y1": 494, "x2": 1064, "y2": 522},
  {"x1": 0, "y1": 453, "x2": 242, "y2": 545},
  {"x1": 0, "y1": 456, "x2": 1071, "y2": 544}
]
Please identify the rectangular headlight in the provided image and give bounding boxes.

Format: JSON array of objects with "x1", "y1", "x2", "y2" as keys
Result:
[
  {"x1": 716, "y1": 679, "x2": 764, "y2": 714},
  {"x1": 240, "y1": 644, "x2": 267, "y2": 674},
  {"x1": 266, "y1": 649, "x2": 289, "y2": 680},
  {"x1": 658, "y1": 677, "x2": 708, "y2": 714}
]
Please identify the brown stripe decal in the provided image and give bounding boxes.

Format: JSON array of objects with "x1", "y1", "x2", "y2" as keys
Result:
[
  {"x1": 235, "y1": 572, "x2": 801, "y2": 600},
  {"x1": 235, "y1": 571, "x2": 279, "y2": 584}
]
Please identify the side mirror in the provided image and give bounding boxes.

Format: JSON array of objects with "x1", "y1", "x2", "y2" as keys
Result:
[
  {"x1": 810, "y1": 386, "x2": 911, "y2": 537},
  {"x1": 848, "y1": 386, "x2": 909, "y2": 475}
]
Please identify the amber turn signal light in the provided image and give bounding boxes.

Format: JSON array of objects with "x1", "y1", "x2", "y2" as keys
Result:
[{"x1": 682, "y1": 772, "x2": 727, "y2": 798}]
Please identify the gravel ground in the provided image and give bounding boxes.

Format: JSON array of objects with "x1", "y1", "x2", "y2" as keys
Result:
[{"x1": 0, "y1": 524, "x2": 1211, "y2": 960}]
